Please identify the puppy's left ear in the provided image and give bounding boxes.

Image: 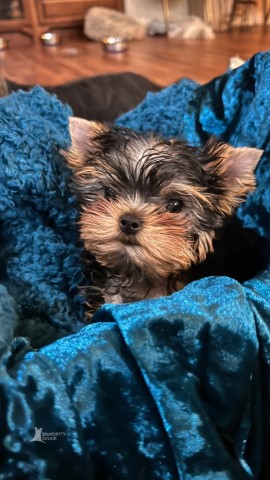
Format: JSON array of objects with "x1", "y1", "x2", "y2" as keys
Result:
[
  {"x1": 61, "y1": 117, "x2": 108, "y2": 168},
  {"x1": 202, "y1": 139, "x2": 263, "y2": 214}
]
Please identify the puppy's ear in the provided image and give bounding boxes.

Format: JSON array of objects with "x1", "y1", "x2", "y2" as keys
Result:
[
  {"x1": 202, "y1": 139, "x2": 263, "y2": 215},
  {"x1": 62, "y1": 117, "x2": 108, "y2": 168}
]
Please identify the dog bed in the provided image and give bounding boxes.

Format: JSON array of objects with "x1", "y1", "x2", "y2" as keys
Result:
[
  {"x1": 1, "y1": 51, "x2": 270, "y2": 479},
  {"x1": 0, "y1": 71, "x2": 161, "y2": 122},
  {"x1": 84, "y1": 7, "x2": 146, "y2": 42}
]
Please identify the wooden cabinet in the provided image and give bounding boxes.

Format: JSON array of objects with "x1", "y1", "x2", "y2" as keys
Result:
[
  {"x1": 36, "y1": 0, "x2": 124, "y2": 27},
  {"x1": 0, "y1": 0, "x2": 124, "y2": 41},
  {"x1": 0, "y1": 0, "x2": 32, "y2": 34}
]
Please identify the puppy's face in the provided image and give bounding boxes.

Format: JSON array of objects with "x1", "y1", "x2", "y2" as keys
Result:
[{"x1": 63, "y1": 118, "x2": 262, "y2": 280}]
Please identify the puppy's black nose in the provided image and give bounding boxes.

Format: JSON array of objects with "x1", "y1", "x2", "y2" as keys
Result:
[{"x1": 120, "y1": 215, "x2": 142, "y2": 235}]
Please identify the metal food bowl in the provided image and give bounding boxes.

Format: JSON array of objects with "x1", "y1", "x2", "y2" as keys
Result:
[
  {"x1": 102, "y1": 37, "x2": 128, "y2": 53},
  {"x1": 41, "y1": 32, "x2": 61, "y2": 47}
]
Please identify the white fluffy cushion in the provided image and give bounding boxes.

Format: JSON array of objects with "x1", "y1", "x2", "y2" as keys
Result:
[{"x1": 84, "y1": 7, "x2": 146, "y2": 41}]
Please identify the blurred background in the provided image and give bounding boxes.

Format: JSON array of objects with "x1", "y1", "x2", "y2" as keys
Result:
[{"x1": 0, "y1": 0, "x2": 269, "y2": 87}]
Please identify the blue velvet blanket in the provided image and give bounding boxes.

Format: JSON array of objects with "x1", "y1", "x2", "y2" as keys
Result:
[{"x1": 1, "y1": 52, "x2": 270, "y2": 479}]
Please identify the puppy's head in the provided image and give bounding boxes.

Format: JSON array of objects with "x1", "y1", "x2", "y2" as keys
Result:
[{"x1": 62, "y1": 118, "x2": 262, "y2": 280}]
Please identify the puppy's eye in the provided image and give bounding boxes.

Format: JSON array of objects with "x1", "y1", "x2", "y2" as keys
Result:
[
  {"x1": 104, "y1": 187, "x2": 116, "y2": 200},
  {"x1": 166, "y1": 199, "x2": 183, "y2": 213}
]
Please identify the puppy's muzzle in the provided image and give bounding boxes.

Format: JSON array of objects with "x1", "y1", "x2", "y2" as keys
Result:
[{"x1": 120, "y1": 215, "x2": 142, "y2": 235}]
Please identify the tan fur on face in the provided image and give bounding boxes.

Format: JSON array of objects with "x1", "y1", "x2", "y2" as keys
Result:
[
  {"x1": 194, "y1": 231, "x2": 215, "y2": 263},
  {"x1": 80, "y1": 197, "x2": 198, "y2": 279}
]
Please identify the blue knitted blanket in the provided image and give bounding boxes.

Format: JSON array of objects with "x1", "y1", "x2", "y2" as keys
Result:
[{"x1": 1, "y1": 52, "x2": 270, "y2": 479}]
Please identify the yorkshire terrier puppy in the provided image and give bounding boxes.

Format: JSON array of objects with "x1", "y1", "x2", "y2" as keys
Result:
[{"x1": 63, "y1": 118, "x2": 263, "y2": 317}]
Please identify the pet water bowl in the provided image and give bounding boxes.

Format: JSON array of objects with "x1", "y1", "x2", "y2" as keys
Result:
[
  {"x1": 102, "y1": 37, "x2": 128, "y2": 53},
  {"x1": 41, "y1": 32, "x2": 61, "y2": 47}
]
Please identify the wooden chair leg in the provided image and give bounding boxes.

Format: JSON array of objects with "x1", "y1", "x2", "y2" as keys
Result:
[{"x1": 161, "y1": 0, "x2": 170, "y2": 33}]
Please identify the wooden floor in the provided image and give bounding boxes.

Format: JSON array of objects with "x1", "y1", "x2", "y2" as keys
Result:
[{"x1": 1, "y1": 27, "x2": 270, "y2": 87}]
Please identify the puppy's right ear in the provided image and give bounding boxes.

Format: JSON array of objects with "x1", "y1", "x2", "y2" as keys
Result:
[{"x1": 61, "y1": 117, "x2": 108, "y2": 168}]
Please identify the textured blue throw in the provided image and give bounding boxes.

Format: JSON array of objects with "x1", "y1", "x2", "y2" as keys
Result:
[{"x1": 1, "y1": 52, "x2": 270, "y2": 479}]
